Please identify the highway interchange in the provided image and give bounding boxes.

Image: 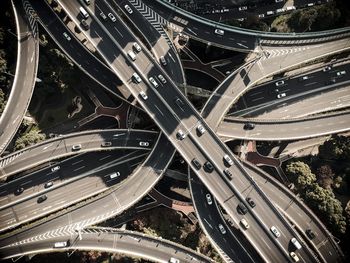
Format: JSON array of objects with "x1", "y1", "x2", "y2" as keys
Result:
[{"x1": 0, "y1": 0, "x2": 349, "y2": 262}]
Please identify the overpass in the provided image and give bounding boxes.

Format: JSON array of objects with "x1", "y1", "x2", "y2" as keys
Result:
[
  {"x1": 0, "y1": 227, "x2": 212, "y2": 262},
  {"x1": 0, "y1": 0, "x2": 39, "y2": 154}
]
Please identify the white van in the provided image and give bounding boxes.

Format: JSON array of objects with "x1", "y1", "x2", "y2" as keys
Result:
[
  {"x1": 128, "y1": 50, "x2": 136, "y2": 61},
  {"x1": 291, "y1": 238, "x2": 302, "y2": 250},
  {"x1": 79, "y1": 7, "x2": 89, "y2": 19},
  {"x1": 54, "y1": 241, "x2": 68, "y2": 248}
]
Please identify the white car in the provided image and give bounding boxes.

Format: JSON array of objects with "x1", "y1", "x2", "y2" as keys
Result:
[
  {"x1": 160, "y1": 56, "x2": 167, "y2": 66},
  {"x1": 277, "y1": 93, "x2": 286, "y2": 99},
  {"x1": 140, "y1": 91, "x2": 148, "y2": 100},
  {"x1": 133, "y1": 42, "x2": 141, "y2": 52},
  {"x1": 72, "y1": 144, "x2": 82, "y2": 151},
  {"x1": 290, "y1": 252, "x2": 300, "y2": 262},
  {"x1": 238, "y1": 6, "x2": 247, "y2": 11},
  {"x1": 270, "y1": 226, "x2": 281, "y2": 238},
  {"x1": 240, "y1": 218, "x2": 249, "y2": 229},
  {"x1": 323, "y1": 65, "x2": 332, "y2": 72},
  {"x1": 197, "y1": 124, "x2": 206, "y2": 135},
  {"x1": 108, "y1": 13, "x2": 116, "y2": 22},
  {"x1": 214, "y1": 29, "x2": 224, "y2": 36},
  {"x1": 132, "y1": 73, "x2": 142, "y2": 83},
  {"x1": 139, "y1": 141, "x2": 149, "y2": 147},
  {"x1": 176, "y1": 129, "x2": 186, "y2": 140},
  {"x1": 51, "y1": 166, "x2": 60, "y2": 172},
  {"x1": 206, "y1": 193, "x2": 212, "y2": 205},
  {"x1": 63, "y1": 32, "x2": 71, "y2": 41},
  {"x1": 224, "y1": 154, "x2": 233, "y2": 166},
  {"x1": 148, "y1": 77, "x2": 159, "y2": 88},
  {"x1": 157, "y1": 74, "x2": 167, "y2": 84},
  {"x1": 125, "y1": 4, "x2": 133, "y2": 14},
  {"x1": 258, "y1": 14, "x2": 265, "y2": 18},
  {"x1": 218, "y1": 224, "x2": 226, "y2": 234},
  {"x1": 299, "y1": 75, "x2": 309, "y2": 81},
  {"x1": 275, "y1": 80, "x2": 285, "y2": 87},
  {"x1": 336, "y1": 70, "x2": 346, "y2": 77}
]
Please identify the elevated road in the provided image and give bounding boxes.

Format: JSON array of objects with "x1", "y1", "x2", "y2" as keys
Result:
[
  {"x1": 57, "y1": 1, "x2": 322, "y2": 262},
  {"x1": 218, "y1": 111, "x2": 350, "y2": 141},
  {"x1": 0, "y1": 227, "x2": 212, "y2": 262},
  {"x1": 145, "y1": 0, "x2": 350, "y2": 51},
  {"x1": 0, "y1": 129, "x2": 157, "y2": 180},
  {"x1": 0, "y1": 0, "x2": 39, "y2": 154}
]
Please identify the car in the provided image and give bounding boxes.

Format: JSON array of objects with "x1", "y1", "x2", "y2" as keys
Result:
[
  {"x1": 291, "y1": 237, "x2": 302, "y2": 250},
  {"x1": 176, "y1": 129, "x2": 186, "y2": 140},
  {"x1": 275, "y1": 0, "x2": 284, "y2": 2},
  {"x1": 224, "y1": 169, "x2": 232, "y2": 178},
  {"x1": 258, "y1": 14, "x2": 265, "y2": 18},
  {"x1": 37, "y1": 195, "x2": 47, "y2": 203},
  {"x1": 81, "y1": 19, "x2": 89, "y2": 30},
  {"x1": 72, "y1": 144, "x2": 82, "y2": 151},
  {"x1": 175, "y1": 98, "x2": 185, "y2": 111},
  {"x1": 277, "y1": 93, "x2": 286, "y2": 99},
  {"x1": 127, "y1": 50, "x2": 137, "y2": 61},
  {"x1": 325, "y1": 78, "x2": 336, "y2": 85},
  {"x1": 192, "y1": 158, "x2": 201, "y2": 170},
  {"x1": 51, "y1": 166, "x2": 60, "y2": 172},
  {"x1": 307, "y1": 3, "x2": 315, "y2": 6},
  {"x1": 204, "y1": 161, "x2": 214, "y2": 172},
  {"x1": 108, "y1": 13, "x2": 116, "y2": 22},
  {"x1": 169, "y1": 257, "x2": 180, "y2": 263},
  {"x1": 197, "y1": 124, "x2": 206, "y2": 135},
  {"x1": 243, "y1": 123, "x2": 255, "y2": 130},
  {"x1": 224, "y1": 154, "x2": 233, "y2": 166},
  {"x1": 109, "y1": 172, "x2": 120, "y2": 179},
  {"x1": 299, "y1": 75, "x2": 309, "y2": 81},
  {"x1": 148, "y1": 77, "x2": 159, "y2": 88},
  {"x1": 45, "y1": 181, "x2": 53, "y2": 188},
  {"x1": 160, "y1": 56, "x2": 167, "y2": 66},
  {"x1": 125, "y1": 4, "x2": 133, "y2": 14},
  {"x1": 218, "y1": 224, "x2": 226, "y2": 234},
  {"x1": 140, "y1": 91, "x2": 148, "y2": 100},
  {"x1": 276, "y1": 8, "x2": 285, "y2": 13},
  {"x1": 238, "y1": 6, "x2": 247, "y2": 11},
  {"x1": 246, "y1": 197, "x2": 256, "y2": 208},
  {"x1": 84, "y1": 0, "x2": 90, "y2": 4},
  {"x1": 336, "y1": 70, "x2": 346, "y2": 77},
  {"x1": 270, "y1": 226, "x2": 281, "y2": 238},
  {"x1": 132, "y1": 72, "x2": 142, "y2": 83},
  {"x1": 133, "y1": 42, "x2": 141, "y2": 52},
  {"x1": 306, "y1": 229, "x2": 316, "y2": 239},
  {"x1": 290, "y1": 252, "x2": 300, "y2": 262},
  {"x1": 205, "y1": 193, "x2": 212, "y2": 205},
  {"x1": 101, "y1": 142, "x2": 112, "y2": 147},
  {"x1": 54, "y1": 241, "x2": 70, "y2": 248},
  {"x1": 15, "y1": 187, "x2": 24, "y2": 195},
  {"x1": 139, "y1": 141, "x2": 149, "y2": 147},
  {"x1": 286, "y1": 6, "x2": 296, "y2": 11},
  {"x1": 63, "y1": 32, "x2": 71, "y2": 41},
  {"x1": 323, "y1": 65, "x2": 332, "y2": 72},
  {"x1": 214, "y1": 29, "x2": 224, "y2": 36},
  {"x1": 237, "y1": 202, "x2": 248, "y2": 214},
  {"x1": 240, "y1": 218, "x2": 249, "y2": 229},
  {"x1": 100, "y1": 12, "x2": 107, "y2": 20},
  {"x1": 157, "y1": 74, "x2": 167, "y2": 84},
  {"x1": 266, "y1": 10, "x2": 274, "y2": 16},
  {"x1": 275, "y1": 80, "x2": 285, "y2": 87}
]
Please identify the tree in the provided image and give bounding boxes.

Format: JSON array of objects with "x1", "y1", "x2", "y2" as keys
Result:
[
  {"x1": 305, "y1": 184, "x2": 346, "y2": 234},
  {"x1": 318, "y1": 135, "x2": 350, "y2": 161},
  {"x1": 14, "y1": 130, "x2": 46, "y2": 150},
  {"x1": 316, "y1": 165, "x2": 335, "y2": 189},
  {"x1": 286, "y1": 161, "x2": 316, "y2": 189}
]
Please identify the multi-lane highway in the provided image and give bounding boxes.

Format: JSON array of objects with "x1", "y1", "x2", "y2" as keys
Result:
[{"x1": 0, "y1": 0, "x2": 348, "y2": 262}]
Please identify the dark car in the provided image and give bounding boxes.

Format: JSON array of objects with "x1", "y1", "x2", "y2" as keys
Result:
[
  {"x1": 81, "y1": 19, "x2": 89, "y2": 30},
  {"x1": 243, "y1": 123, "x2": 255, "y2": 130},
  {"x1": 37, "y1": 195, "x2": 47, "y2": 203},
  {"x1": 306, "y1": 229, "x2": 316, "y2": 239},
  {"x1": 204, "y1": 161, "x2": 214, "y2": 173},
  {"x1": 246, "y1": 197, "x2": 256, "y2": 208},
  {"x1": 192, "y1": 158, "x2": 201, "y2": 170},
  {"x1": 224, "y1": 169, "x2": 232, "y2": 179},
  {"x1": 237, "y1": 202, "x2": 248, "y2": 214},
  {"x1": 15, "y1": 187, "x2": 24, "y2": 195},
  {"x1": 325, "y1": 78, "x2": 336, "y2": 85}
]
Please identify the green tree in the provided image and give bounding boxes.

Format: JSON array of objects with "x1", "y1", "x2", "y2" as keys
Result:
[
  {"x1": 14, "y1": 130, "x2": 46, "y2": 151},
  {"x1": 286, "y1": 161, "x2": 316, "y2": 189},
  {"x1": 318, "y1": 135, "x2": 350, "y2": 161},
  {"x1": 316, "y1": 165, "x2": 334, "y2": 189},
  {"x1": 0, "y1": 88, "x2": 5, "y2": 114},
  {"x1": 305, "y1": 184, "x2": 346, "y2": 234}
]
